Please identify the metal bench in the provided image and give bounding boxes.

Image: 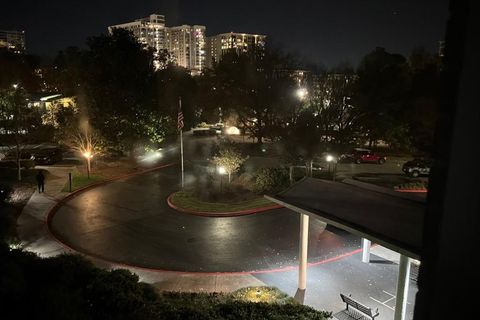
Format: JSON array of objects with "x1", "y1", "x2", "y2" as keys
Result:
[{"x1": 333, "y1": 293, "x2": 379, "y2": 320}]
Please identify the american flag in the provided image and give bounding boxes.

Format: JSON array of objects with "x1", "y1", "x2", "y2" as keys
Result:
[{"x1": 177, "y1": 104, "x2": 184, "y2": 131}]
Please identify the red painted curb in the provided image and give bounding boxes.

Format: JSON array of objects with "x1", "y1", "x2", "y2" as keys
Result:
[
  {"x1": 167, "y1": 192, "x2": 283, "y2": 217},
  {"x1": 395, "y1": 189, "x2": 428, "y2": 193},
  {"x1": 44, "y1": 228, "x2": 365, "y2": 275}
]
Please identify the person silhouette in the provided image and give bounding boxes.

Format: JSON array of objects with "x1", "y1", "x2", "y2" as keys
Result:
[{"x1": 36, "y1": 170, "x2": 45, "y2": 193}]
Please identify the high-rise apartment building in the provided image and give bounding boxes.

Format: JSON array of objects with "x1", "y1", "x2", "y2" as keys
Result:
[
  {"x1": 166, "y1": 25, "x2": 206, "y2": 75},
  {"x1": 206, "y1": 32, "x2": 266, "y2": 68},
  {"x1": 108, "y1": 14, "x2": 166, "y2": 69},
  {"x1": 0, "y1": 30, "x2": 26, "y2": 53}
]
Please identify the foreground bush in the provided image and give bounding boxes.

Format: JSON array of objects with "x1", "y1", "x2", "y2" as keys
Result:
[{"x1": 0, "y1": 247, "x2": 331, "y2": 319}]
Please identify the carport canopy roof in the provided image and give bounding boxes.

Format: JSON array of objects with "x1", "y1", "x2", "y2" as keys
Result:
[{"x1": 266, "y1": 178, "x2": 426, "y2": 259}]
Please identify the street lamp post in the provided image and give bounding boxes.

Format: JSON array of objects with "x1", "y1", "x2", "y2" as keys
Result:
[
  {"x1": 326, "y1": 154, "x2": 337, "y2": 181},
  {"x1": 218, "y1": 166, "x2": 226, "y2": 193},
  {"x1": 83, "y1": 151, "x2": 93, "y2": 179}
]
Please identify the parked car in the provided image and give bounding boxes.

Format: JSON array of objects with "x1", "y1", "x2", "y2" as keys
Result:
[
  {"x1": 31, "y1": 148, "x2": 63, "y2": 165},
  {"x1": 340, "y1": 148, "x2": 387, "y2": 164},
  {"x1": 402, "y1": 159, "x2": 431, "y2": 177},
  {"x1": 0, "y1": 151, "x2": 36, "y2": 169}
]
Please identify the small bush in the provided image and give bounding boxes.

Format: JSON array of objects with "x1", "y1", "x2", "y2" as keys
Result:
[
  {"x1": 231, "y1": 286, "x2": 294, "y2": 304},
  {"x1": 395, "y1": 181, "x2": 428, "y2": 190},
  {"x1": 254, "y1": 168, "x2": 289, "y2": 194},
  {"x1": 234, "y1": 172, "x2": 256, "y2": 191}
]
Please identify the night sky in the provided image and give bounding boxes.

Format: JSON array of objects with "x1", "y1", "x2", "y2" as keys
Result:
[{"x1": 1, "y1": 0, "x2": 449, "y2": 67}]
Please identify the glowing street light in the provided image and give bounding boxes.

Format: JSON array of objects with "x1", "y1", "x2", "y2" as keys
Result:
[
  {"x1": 296, "y1": 88, "x2": 308, "y2": 100},
  {"x1": 325, "y1": 154, "x2": 337, "y2": 181},
  {"x1": 83, "y1": 151, "x2": 93, "y2": 179},
  {"x1": 217, "y1": 166, "x2": 226, "y2": 193},
  {"x1": 218, "y1": 166, "x2": 226, "y2": 175}
]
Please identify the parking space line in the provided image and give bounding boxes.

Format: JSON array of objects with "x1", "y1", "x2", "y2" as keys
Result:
[{"x1": 369, "y1": 291, "x2": 396, "y2": 311}]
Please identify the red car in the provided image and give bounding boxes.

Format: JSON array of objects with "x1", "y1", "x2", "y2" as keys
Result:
[{"x1": 340, "y1": 148, "x2": 387, "y2": 164}]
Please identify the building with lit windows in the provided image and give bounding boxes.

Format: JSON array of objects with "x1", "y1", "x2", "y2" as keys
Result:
[
  {"x1": 205, "y1": 32, "x2": 266, "y2": 68},
  {"x1": 0, "y1": 30, "x2": 26, "y2": 53},
  {"x1": 108, "y1": 14, "x2": 166, "y2": 69},
  {"x1": 166, "y1": 25, "x2": 206, "y2": 75}
]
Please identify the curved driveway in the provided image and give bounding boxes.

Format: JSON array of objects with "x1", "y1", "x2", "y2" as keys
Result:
[{"x1": 49, "y1": 164, "x2": 360, "y2": 272}]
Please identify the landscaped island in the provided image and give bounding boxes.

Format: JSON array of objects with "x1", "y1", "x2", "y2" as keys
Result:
[{"x1": 168, "y1": 190, "x2": 279, "y2": 215}]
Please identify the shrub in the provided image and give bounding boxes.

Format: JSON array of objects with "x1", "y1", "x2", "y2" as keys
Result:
[
  {"x1": 254, "y1": 167, "x2": 289, "y2": 194},
  {"x1": 0, "y1": 250, "x2": 332, "y2": 320},
  {"x1": 231, "y1": 286, "x2": 294, "y2": 304},
  {"x1": 395, "y1": 181, "x2": 428, "y2": 190}
]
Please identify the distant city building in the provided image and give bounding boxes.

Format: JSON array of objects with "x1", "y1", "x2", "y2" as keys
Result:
[
  {"x1": 206, "y1": 32, "x2": 266, "y2": 68},
  {"x1": 0, "y1": 30, "x2": 26, "y2": 53},
  {"x1": 108, "y1": 14, "x2": 166, "y2": 69},
  {"x1": 166, "y1": 25, "x2": 206, "y2": 75}
]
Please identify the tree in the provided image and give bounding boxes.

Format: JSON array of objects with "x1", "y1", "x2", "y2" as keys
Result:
[
  {"x1": 307, "y1": 73, "x2": 359, "y2": 145},
  {"x1": 80, "y1": 29, "x2": 166, "y2": 152},
  {"x1": 354, "y1": 47, "x2": 411, "y2": 147},
  {"x1": 154, "y1": 65, "x2": 197, "y2": 130},
  {"x1": 0, "y1": 49, "x2": 41, "y2": 91},
  {"x1": 40, "y1": 97, "x2": 79, "y2": 143},
  {"x1": 201, "y1": 50, "x2": 298, "y2": 144},
  {"x1": 407, "y1": 47, "x2": 440, "y2": 155},
  {"x1": 0, "y1": 86, "x2": 42, "y2": 180},
  {"x1": 212, "y1": 146, "x2": 248, "y2": 183},
  {"x1": 44, "y1": 46, "x2": 84, "y2": 94}
]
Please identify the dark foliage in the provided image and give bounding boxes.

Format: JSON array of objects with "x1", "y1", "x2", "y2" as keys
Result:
[
  {"x1": 254, "y1": 167, "x2": 290, "y2": 194},
  {"x1": 0, "y1": 250, "x2": 331, "y2": 319}
]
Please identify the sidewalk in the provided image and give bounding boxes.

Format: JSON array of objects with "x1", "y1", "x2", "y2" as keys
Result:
[{"x1": 17, "y1": 165, "x2": 76, "y2": 257}]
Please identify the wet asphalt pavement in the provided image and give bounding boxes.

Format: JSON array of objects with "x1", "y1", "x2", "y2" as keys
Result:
[{"x1": 49, "y1": 164, "x2": 360, "y2": 272}]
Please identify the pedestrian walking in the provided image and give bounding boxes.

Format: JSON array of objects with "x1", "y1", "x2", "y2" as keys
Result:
[{"x1": 36, "y1": 170, "x2": 45, "y2": 193}]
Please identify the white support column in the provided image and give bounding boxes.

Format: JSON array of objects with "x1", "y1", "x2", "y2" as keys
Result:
[
  {"x1": 298, "y1": 213, "x2": 310, "y2": 291},
  {"x1": 394, "y1": 254, "x2": 411, "y2": 320},
  {"x1": 361, "y1": 238, "x2": 371, "y2": 263}
]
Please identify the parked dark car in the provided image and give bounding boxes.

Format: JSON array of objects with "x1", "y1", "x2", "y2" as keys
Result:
[
  {"x1": 402, "y1": 159, "x2": 431, "y2": 177},
  {"x1": 0, "y1": 151, "x2": 36, "y2": 169},
  {"x1": 31, "y1": 148, "x2": 63, "y2": 165},
  {"x1": 340, "y1": 148, "x2": 387, "y2": 164}
]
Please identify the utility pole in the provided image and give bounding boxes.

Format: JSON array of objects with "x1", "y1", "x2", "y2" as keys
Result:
[{"x1": 178, "y1": 97, "x2": 185, "y2": 188}]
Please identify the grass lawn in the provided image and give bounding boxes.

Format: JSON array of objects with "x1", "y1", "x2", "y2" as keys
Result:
[
  {"x1": 62, "y1": 173, "x2": 105, "y2": 192},
  {"x1": 170, "y1": 190, "x2": 275, "y2": 212},
  {"x1": 353, "y1": 173, "x2": 427, "y2": 189}
]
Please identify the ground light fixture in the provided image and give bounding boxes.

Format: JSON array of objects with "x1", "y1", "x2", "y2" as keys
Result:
[
  {"x1": 226, "y1": 126, "x2": 241, "y2": 135},
  {"x1": 138, "y1": 150, "x2": 163, "y2": 164}
]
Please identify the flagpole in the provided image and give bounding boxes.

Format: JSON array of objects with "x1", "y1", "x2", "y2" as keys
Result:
[{"x1": 179, "y1": 97, "x2": 185, "y2": 188}]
